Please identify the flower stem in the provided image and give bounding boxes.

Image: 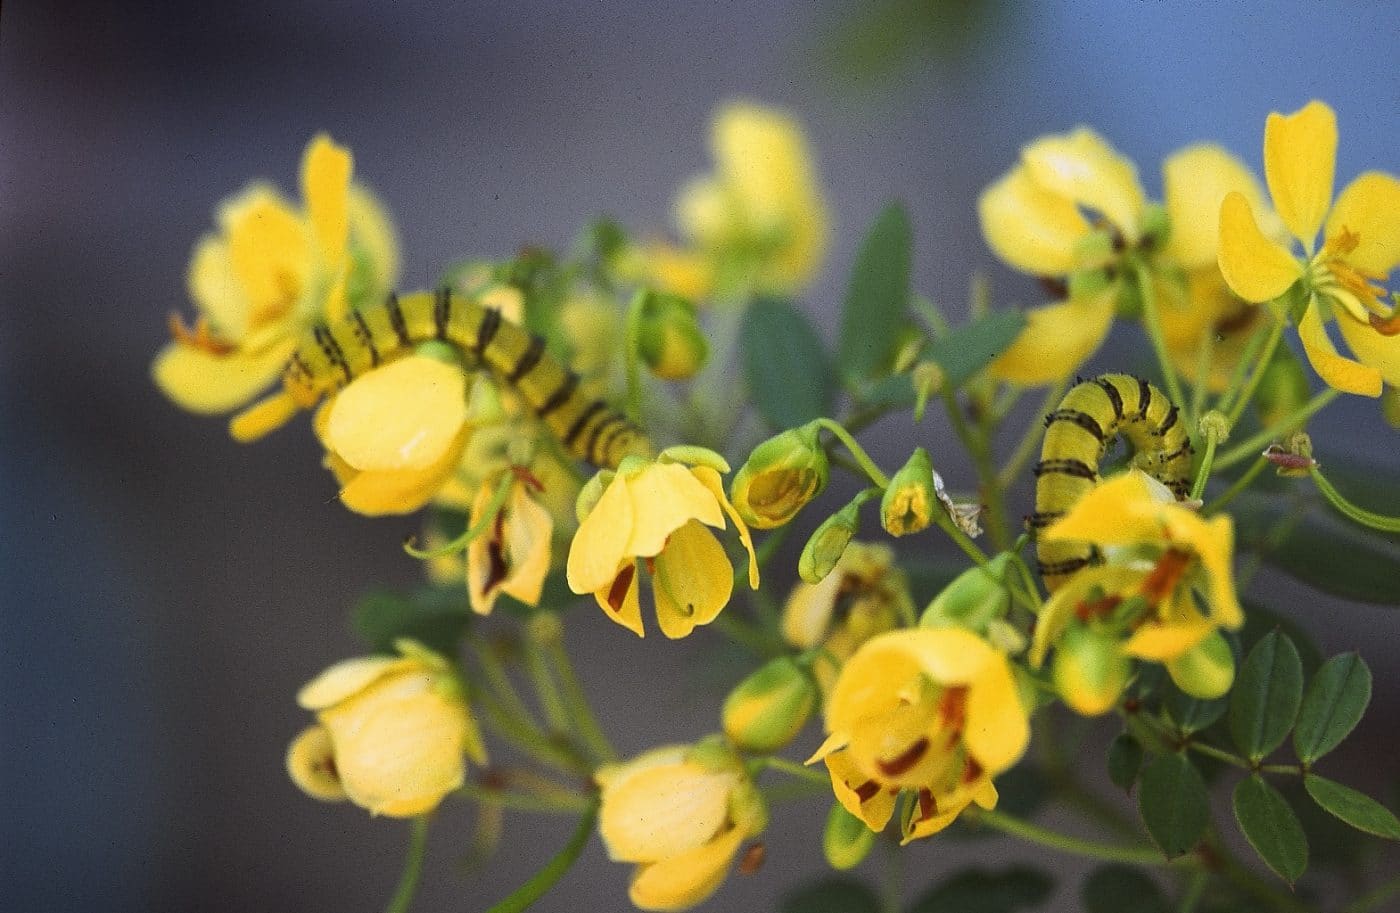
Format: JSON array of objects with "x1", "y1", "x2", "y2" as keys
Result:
[
  {"x1": 1178, "y1": 870, "x2": 1208, "y2": 913},
  {"x1": 623, "y1": 289, "x2": 647, "y2": 423},
  {"x1": 522, "y1": 629, "x2": 571, "y2": 735},
  {"x1": 1223, "y1": 318, "x2": 1285, "y2": 426},
  {"x1": 383, "y1": 815, "x2": 430, "y2": 913},
  {"x1": 971, "y1": 808, "x2": 1169, "y2": 866},
  {"x1": 814, "y1": 418, "x2": 889, "y2": 487},
  {"x1": 1135, "y1": 261, "x2": 1188, "y2": 418},
  {"x1": 1310, "y1": 466, "x2": 1400, "y2": 532},
  {"x1": 1189, "y1": 428, "x2": 1219, "y2": 502},
  {"x1": 1214, "y1": 388, "x2": 1340, "y2": 471},
  {"x1": 1202, "y1": 453, "x2": 1269, "y2": 515},
  {"x1": 484, "y1": 800, "x2": 599, "y2": 913},
  {"x1": 541, "y1": 628, "x2": 617, "y2": 764},
  {"x1": 765, "y1": 756, "x2": 829, "y2": 786},
  {"x1": 403, "y1": 471, "x2": 512, "y2": 559},
  {"x1": 457, "y1": 782, "x2": 590, "y2": 815}
]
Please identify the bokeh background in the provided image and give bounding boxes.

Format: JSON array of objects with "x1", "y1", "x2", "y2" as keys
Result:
[{"x1": 4, "y1": 1, "x2": 1400, "y2": 911}]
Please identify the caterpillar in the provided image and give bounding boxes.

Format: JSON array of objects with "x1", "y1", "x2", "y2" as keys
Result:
[
  {"x1": 1029, "y1": 373, "x2": 1193, "y2": 591},
  {"x1": 236, "y1": 288, "x2": 651, "y2": 470}
]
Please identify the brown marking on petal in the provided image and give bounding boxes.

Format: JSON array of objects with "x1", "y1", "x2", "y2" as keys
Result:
[
  {"x1": 854, "y1": 780, "x2": 881, "y2": 803},
  {"x1": 168, "y1": 313, "x2": 235, "y2": 355},
  {"x1": 605, "y1": 564, "x2": 636, "y2": 614},
  {"x1": 1369, "y1": 311, "x2": 1400, "y2": 336},
  {"x1": 643, "y1": 556, "x2": 657, "y2": 575},
  {"x1": 483, "y1": 511, "x2": 510, "y2": 595},
  {"x1": 1039, "y1": 276, "x2": 1069, "y2": 299},
  {"x1": 938, "y1": 687, "x2": 968, "y2": 732},
  {"x1": 963, "y1": 756, "x2": 984, "y2": 784},
  {"x1": 917, "y1": 788, "x2": 937, "y2": 821},
  {"x1": 1076, "y1": 593, "x2": 1123, "y2": 622},
  {"x1": 1139, "y1": 548, "x2": 1193, "y2": 604},
  {"x1": 509, "y1": 465, "x2": 546, "y2": 493},
  {"x1": 1215, "y1": 305, "x2": 1259, "y2": 336},
  {"x1": 876, "y1": 737, "x2": 930, "y2": 778},
  {"x1": 738, "y1": 842, "x2": 766, "y2": 875}
]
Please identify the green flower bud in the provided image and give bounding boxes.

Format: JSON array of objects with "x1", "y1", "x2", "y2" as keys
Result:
[
  {"x1": 1197, "y1": 410, "x2": 1232, "y2": 445},
  {"x1": 920, "y1": 553, "x2": 1012, "y2": 632},
  {"x1": 1254, "y1": 345, "x2": 1310, "y2": 428},
  {"x1": 721, "y1": 657, "x2": 817, "y2": 753},
  {"x1": 1053, "y1": 626, "x2": 1130, "y2": 716},
  {"x1": 728, "y1": 777, "x2": 769, "y2": 836},
  {"x1": 730, "y1": 424, "x2": 829, "y2": 529},
  {"x1": 823, "y1": 802, "x2": 875, "y2": 870},
  {"x1": 880, "y1": 447, "x2": 936, "y2": 537},
  {"x1": 1166, "y1": 630, "x2": 1235, "y2": 699},
  {"x1": 637, "y1": 292, "x2": 709, "y2": 380},
  {"x1": 798, "y1": 490, "x2": 876, "y2": 584}
]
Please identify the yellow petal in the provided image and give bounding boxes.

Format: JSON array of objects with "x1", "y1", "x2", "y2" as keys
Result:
[
  {"x1": 627, "y1": 826, "x2": 745, "y2": 913},
  {"x1": 302, "y1": 134, "x2": 352, "y2": 272},
  {"x1": 187, "y1": 235, "x2": 252, "y2": 342},
  {"x1": 1326, "y1": 171, "x2": 1400, "y2": 279},
  {"x1": 781, "y1": 571, "x2": 843, "y2": 650},
  {"x1": 652, "y1": 522, "x2": 734, "y2": 639},
  {"x1": 1264, "y1": 100, "x2": 1337, "y2": 247},
  {"x1": 599, "y1": 761, "x2": 736, "y2": 863},
  {"x1": 826, "y1": 630, "x2": 993, "y2": 737},
  {"x1": 1336, "y1": 311, "x2": 1400, "y2": 388},
  {"x1": 964, "y1": 655, "x2": 1029, "y2": 774},
  {"x1": 347, "y1": 185, "x2": 401, "y2": 302},
  {"x1": 1029, "y1": 565, "x2": 1142, "y2": 667},
  {"x1": 691, "y1": 465, "x2": 759, "y2": 589},
  {"x1": 978, "y1": 164, "x2": 1091, "y2": 275},
  {"x1": 1164, "y1": 144, "x2": 1276, "y2": 270},
  {"x1": 1217, "y1": 192, "x2": 1304, "y2": 303},
  {"x1": 1043, "y1": 470, "x2": 1167, "y2": 546},
  {"x1": 1123, "y1": 619, "x2": 1213, "y2": 660},
  {"x1": 298, "y1": 655, "x2": 406, "y2": 710},
  {"x1": 824, "y1": 750, "x2": 896, "y2": 832},
  {"x1": 1297, "y1": 301, "x2": 1383, "y2": 396},
  {"x1": 989, "y1": 287, "x2": 1116, "y2": 386},
  {"x1": 595, "y1": 745, "x2": 692, "y2": 792},
  {"x1": 593, "y1": 564, "x2": 646, "y2": 637},
  {"x1": 568, "y1": 473, "x2": 634, "y2": 595},
  {"x1": 222, "y1": 188, "x2": 313, "y2": 324},
  {"x1": 324, "y1": 356, "x2": 468, "y2": 471},
  {"x1": 1022, "y1": 127, "x2": 1145, "y2": 240},
  {"x1": 336, "y1": 425, "x2": 470, "y2": 516},
  {"x1": 152, "y1": 336, "x2": 298, "y2": 414},
  {"x1": 623, "y1": 462, "x2": 725, "y2": 558},
  {"x1": 1164, "y1": 512, "x2": 1242, "y2": 629},
  {"x1": 467, "y1": 482, "x2": 554, "y2": 615},
  {"x1": 285, "y1": 725, "x2": 348, "y2": 802}
]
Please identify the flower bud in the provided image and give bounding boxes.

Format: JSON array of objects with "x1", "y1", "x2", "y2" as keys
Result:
[
  {"x1": 880, "y1": 447, "x2": 936, "y2": 537},
  {"x1": 920, "y1": 553, "x2": 1012, "y2": 632},
  {"x1": 730, "y1": 424, "x2": 829, "y2": 529},
  {"x1": 1052, "y1": 626, "x2": 1130, "y2": 716},
  {"x1": 721, "y1": 657, "x2": 817, "y2": 753},
  {"x1": 1254, "y1": 345, "x2": 1310, "y2": 429},
  {"x1": 1166, "y1": 630, "x2": 1235, "y2": 699},
  {"x1": 638, "y1": 292, "x2": 709, "y2": 380},
  {"x1": 823, "y1": 802, "x2": 876, "y2": 870},
  {"x1": 1197, "y1": 410, "x2": 1232, "y2": 445},
  {"x1": 797, "y1": 491, "x2": 874, "y2": 584},
  {"x1": 911, "y1": 360, "x2": 945, "y2": 422}
]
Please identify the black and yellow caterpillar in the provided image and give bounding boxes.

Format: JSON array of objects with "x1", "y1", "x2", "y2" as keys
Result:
[
  {"x1": 1029, "y1": 373, "x2": 1193, "y2": 591},
  {"x1": 239, "y1": 288, "x2": 651, "y2": 469}
]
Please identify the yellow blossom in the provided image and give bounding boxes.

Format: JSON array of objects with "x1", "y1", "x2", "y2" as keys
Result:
[
  {"x1": 466, "y1": 472, "x2": 553, "y2": 615},
  {"x1": 596, "y1": 744, "x2": 766, "y2": 911},
  {"x1": 153, "y1": 134, "x2": 399, "y2": 414},
  {"x1": 289, "y1": 640, "x2": 484, "y2": 818},
  {"x1": 1218, "y1": 100, "x2": 1400, "y2": 397},
  {"x1": 566, "y1": 452, "x2": 757, "y2": 638},
  {"x1": 808, "y1": 628, "x2": 1029, "y2": 843}
]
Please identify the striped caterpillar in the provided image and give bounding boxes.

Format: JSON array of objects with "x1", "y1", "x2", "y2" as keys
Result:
[
  {"x1": 1029, "y1": 373, "x2": 1193, "y2": 591},
  {"x1": 238, "y1": 288, "x2": 651, "y2": 470}
]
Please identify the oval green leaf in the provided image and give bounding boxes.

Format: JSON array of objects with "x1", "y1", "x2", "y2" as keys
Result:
[
  {"x1": 1233, "y1": 775, "x2": 1308, "y2": 885},
  {"x1": 1229, "y1": 631, "x2": 1303, "y2": 762},
  {"x1": 1107, "y1": 733, "x2": 1143, "y2": 793},
  {"x1": 1167, "y1": 687, "x2": 1227, "y2": 736},
  {"x1": 742, "y1": 296, "x2": 834, "y2": 430},
  {"x1": 1138, "y1": 753, "x2": 1209, "y2": 858},
  {"x1": 838, "y1": 202, "x2": 911, "y2": 384},
  {"x1": 1082, "y1": 864, "x2": 1169, "y2": 913},
  {"x1": 1293, "y1": 653, "x2": 1371, "y2": 764},
  {"x1": 1303, "y1": 774, "x2": 1400, "y2": 840}
]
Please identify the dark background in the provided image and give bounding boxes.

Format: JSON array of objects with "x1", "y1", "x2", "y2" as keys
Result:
[{"x1": 4, "y1": 2, "x2": 1399, "y2": 911}]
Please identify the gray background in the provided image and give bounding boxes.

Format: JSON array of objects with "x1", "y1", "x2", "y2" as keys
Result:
[{"x1": 3, "y1": 1, "x2": 1399, "y2": 911}]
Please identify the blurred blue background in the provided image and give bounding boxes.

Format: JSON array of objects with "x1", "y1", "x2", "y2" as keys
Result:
[{"x1": 3, "y1": 1, "x2": 1399, "y2": 910}]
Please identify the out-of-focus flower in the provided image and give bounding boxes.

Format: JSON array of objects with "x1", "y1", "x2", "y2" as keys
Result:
[
  {"x1": 466, "y1": 472, "x2": 553, "y2": 615},
  {"x1": 597, "y1": 743, "x2": 766, "y2": 911},
  {"x1": 722, "y1": 656, "x2": 817, "y2": 753},
  {"x1": 154, "y1": 134, "x2": 398, "y2": 414},
  {"x1": 288, "y1": 640, "x2": 483, "y2": 817},
  {"x1": 1218, "y1": 99, "x2": 1400, "y2": 398}
]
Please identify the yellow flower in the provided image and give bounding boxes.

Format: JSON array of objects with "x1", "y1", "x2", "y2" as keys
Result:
[
  {"x1": 1218, "y1": 100, "x2": 1400, "y2": 397},
  {"x1": 565, "y1": 452, "x2": 757, "y2": 638},
  {"x1": 1031, "y1": 471, "x2": 1243, "y2": 672},
  {"x1": 808, "y1": 628, "x2": 1029, "y2": 843},
  {"x1": 316, "y1": 355, "x2": 473, "y2": 516},
  {"x1": 632, "y1": 101, "x2": 830, "y2": 299},
  {"x1": 596, "y1": 744, "x2": 766, "y2": 912},
  {"x1": 289, "y1": 640, "x2": 484, "y2": 818},
  {"x1": 466, "y1": 473, "x2": 553, "y2": 615},
  {"x1": 153, "y1": 134, "x2": 399, "y2": 414}
]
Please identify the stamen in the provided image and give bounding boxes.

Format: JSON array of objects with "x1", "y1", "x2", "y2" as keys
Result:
[{"x1": 1140, "y1": 548, "x2": 1193, "y2": 603}]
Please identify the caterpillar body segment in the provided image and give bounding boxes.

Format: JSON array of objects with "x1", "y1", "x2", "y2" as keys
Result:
[
  {"x1": 1031, "y1": 373, "x2": 1193, "y2": 591},
  {"x1": 276, "y1": 289, "x2": 651, "y2": 469}
]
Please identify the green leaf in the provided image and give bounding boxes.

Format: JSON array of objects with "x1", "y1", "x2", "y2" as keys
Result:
[
  {"x1": 1081, "y1": 865, "x2": 1169, "y2": 913},
  {"x1": 1240, "y1": 602, "x2": 1322, "y2": 677},
  {"x1": 838, "y1": 202, "x2": 911, "y2": 383},
  {"x1": 1233, "y1": 775, "x2": 1308, "y2": 885},
  {"x1": 1167, "y1": 687, "x2": 1227, "y2": 735},
  {"x1": 922, "y1": 309, "x2": 1026, "y2": 390},
  {"x1": 1293, "y1": 653, "x2": 1371, "y2": 763},
  {"x1": 742, "y1": 296, "x2": 835, "y2": 429},
  {"x1": 779, "y1": 877, "x2": 880, "y2": 913},
  {"x1": 1303, "y1": 774, "x2": 1400, "y2": 840},
  {"x1": 353, "y1": 586, "x2": 471, "y2": 657},
  {"x1": 1107, "y1": 733, "x2": 1143, "y2": 792},
  {"x1": 1138, "y1": 753, "x2": 1209, "y2": 858},
  {"x1": 907, "y1": 866, "x2": 1053, "y2": 913},
  {"x1": 1229, "y1": 631, "x2": 1303, "y2": 762},
  {"x1": 1235, "y1": 498, "x2": 1400, "y2": 606}
]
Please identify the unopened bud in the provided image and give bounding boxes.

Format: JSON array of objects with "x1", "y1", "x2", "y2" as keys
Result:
[
  {"x1": 721, "y1": 657, "x2": 817, "y2": 754},
  {"x1": 1198, "y1": 410, "x2": 1231, "y2": 445},
  {"x1": 880, "y1": 447, "x2": 936, "y2": 537},
  {"x1": 798, "y1": 491, "x2": 875, "y2": 584},
  {"x1": 912, "y1": 361, "x2": 945, "y2": 423},
  {"x1": 1053, "y1": 626, "x2": 1130, "y2": 716},
  {"x1": 823, "y1": 802, "x2": 876, "y2": 870},
  {"x1": 730, "y1": 424, "x2": 829, "y2": 529},
  {"x1": 637, "y1": 292, "x2": 709, "y2": 380},
  {"x1": 1265, "y1": 431, "x2": 1315, "y2": 478},
  {"x1": 1166, "y1": 630, "x2": 1235, "y2": 699},
  {"x1": 1254, "y1": 345, "x2": 1310, "y2": 428},
  {"x1": 920, "y1": 553, "x2": 1012, "y2": 632}
]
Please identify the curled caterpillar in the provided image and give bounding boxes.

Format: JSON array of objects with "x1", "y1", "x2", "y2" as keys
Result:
[
  {"x1": 237, "y1": 288, "x2": 651, "y2": 470},
  {"x1": 1029, "y1": 373, "x2": 1192, "y2": 591}
]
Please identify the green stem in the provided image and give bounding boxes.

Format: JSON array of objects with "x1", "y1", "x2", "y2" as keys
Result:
[
  {"x1": 542, "y1": 632, "x2": 617, "y2": 764},
  {"x1": 484, "y1": 801, "x2": 599, "y2": 913},
  {"x1": 622, "y1": 289, "x2": 647, "y2": 424},
  {"x1": 1188, "y1": 429, "x2": 1219, "y2": 502},
  {"x1": 1135, "y1": 261, "x2": 1188, "y2": 418},
  {"x1": 383, "y1": 815, "x2": 430, "y2": 913},
  {"x1": 1212, "y1": 318, "x2": 1274, "y2": 417},
  {"x1": 1214, "y1": 388, "x2": 1340, "y2": 471},
  {"x1": 521, "y1": 633, "x2": 571, "y2": 736},
  {"x1": 457, "y1": 782, "x2": 590, "y2": 815},
  {"x1": 1345, "y1": 875, "x2": 1400, "y2": 913},
  {"x1": 1311, "y1": 466, "x2": 1400, "y2": 532},
  {"x1": 814, "y1": 418, "x2": 890, "y2": 487},
  {"x1": 1202, "y1": 454, "x2": 1268, "y2": 515},
  {"x1": 943, "y1": 389, "x2": 1009, "y2": 549},
  {"x1": 403, "y1": 471, "x2": 512, "y2": 559},
  {"x1": 764, "y1": 756, "x2": 829, "y2": 786},
  {"x1": 1189, "y1": 331, "x2": 1215, "y2": 425},
  {"x1": 1178, "y1": 870, "x2": 1208, "y2": 913},
  {"x1": 997, "y1": 379, "x2": 1068, "y2": 490},
  {"x1": 1224, "y1": 318, "x2": 1286, "y2": 426},
  {"x1": 971, "y1": 808, "x2": 1169, "y2": 866},
  {"x1": 1186, "y1": 741, "x2": 1250, "y2": 770}
]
